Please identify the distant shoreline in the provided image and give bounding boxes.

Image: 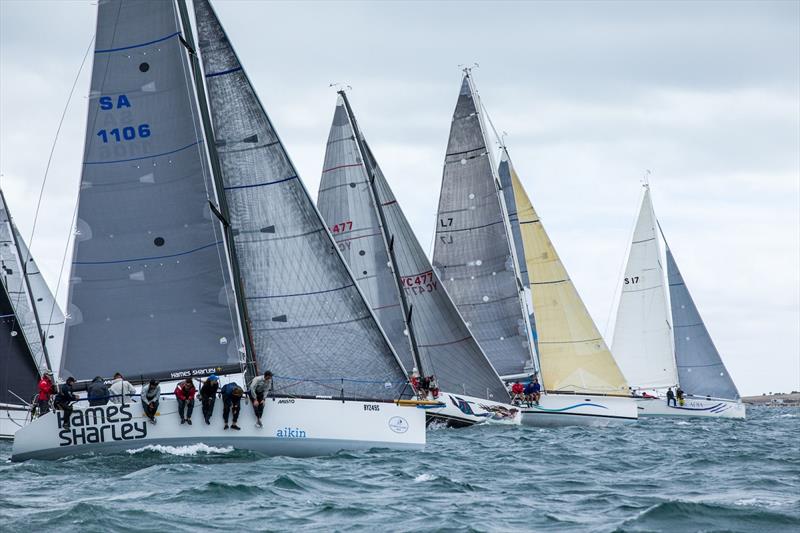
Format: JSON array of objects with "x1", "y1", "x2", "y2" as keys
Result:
[{"x1": 742, "y1": 392, "x2": 800, "y2": 407}]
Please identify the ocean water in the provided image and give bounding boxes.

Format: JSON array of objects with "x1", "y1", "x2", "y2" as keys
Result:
[{"x1": 1, "y1": 406, "x2": 798, "y2": 532}]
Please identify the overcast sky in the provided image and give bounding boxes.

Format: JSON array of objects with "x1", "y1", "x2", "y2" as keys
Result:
[{"x1": 1, "y1": 0, "x2": 797, "y2": 396}]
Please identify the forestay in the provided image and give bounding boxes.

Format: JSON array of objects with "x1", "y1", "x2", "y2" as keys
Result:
[
  {"x1": 316, "y1": 99, "x2": 414, "y2": 373},
  {"x1": 318, "y1": 97, "x2": 509, "y2": 400},
  {"x1": 194, "y1": 0, "x2": 409, "y2": 400},
  {"x1": 63, "y1": 0, "x2": 241, "y2": 381},
  {"x1": 432, "y1": 75, "x2": 534, "y2": 378},
  {"x1": 611, "y1": 188, "x2": 677, "y2": 390},
  {"x1": 501, "y1": 151, "x2": 628, "y2": 394},
  {"x1": 667, "y1": 246, "x2": 739, "y2": 400}
]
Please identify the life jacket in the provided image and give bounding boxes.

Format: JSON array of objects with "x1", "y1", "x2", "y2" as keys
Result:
[{"x1": 512, "y1": 383, "x2": 524, "y2": 394}]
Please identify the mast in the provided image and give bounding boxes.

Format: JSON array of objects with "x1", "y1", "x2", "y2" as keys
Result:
[
  {"x1": 0, "y1": 187, "x2": 50, "y2": 374},
  {"x1": 464, "y1": 71, "x2": 539, "y2": 378},
  {"x1": 338, "y1": 91, "x2": 426, "y2": 378},
  {"x1": 176, "y1": 0, "x2": 257, "y2": 383}
]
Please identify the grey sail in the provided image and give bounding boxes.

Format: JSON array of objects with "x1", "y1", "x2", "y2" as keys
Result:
[
  {"x1": 318, "y1": 97, "x2": 509, "y2": 400},
  {"x1": 667, "y1": 246, "x2": 739, "y2": 400},
  {"x1": 1, "y1": 279, "x2": 39, "y2": 405},
  {"x1": 497, "y1": 153, "x2": 538, "y2": 353},
  {"x1": 13, "y1": 226, "x2": 65, "y2": 375},
  {"x1": 63, "y1": 0, "x2": 241, "y2": 382},
  {"x1": 432, "y1": 75, "x2": 533, "y2": 377},
  {"x1": 193, "y1": 0, "x2": 409, "y2": 400},
  {"x1": 0, "y1": 189, "x2": 48, "y2": 375},
  {"x1": 316, "y1": 99, "x2": 414, "y2": 373}
]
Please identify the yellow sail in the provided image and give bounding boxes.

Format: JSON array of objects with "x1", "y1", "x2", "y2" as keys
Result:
[{"x1": 508, "y1": 158, "x2": 629, "y2": 394}]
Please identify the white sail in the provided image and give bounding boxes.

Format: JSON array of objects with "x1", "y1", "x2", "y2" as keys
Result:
[{"x1": 611, "y1": 188, "x2": 677, "y2": 390}]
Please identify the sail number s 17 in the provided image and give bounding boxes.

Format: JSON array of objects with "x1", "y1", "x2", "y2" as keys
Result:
[{"x1": 624, "y1": 276, "x2": 640, "y2": 285}]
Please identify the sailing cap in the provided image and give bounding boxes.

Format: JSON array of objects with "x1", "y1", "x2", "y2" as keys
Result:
[{"x1": 208, "y1": 374, "x2": 219, "y2": 381}]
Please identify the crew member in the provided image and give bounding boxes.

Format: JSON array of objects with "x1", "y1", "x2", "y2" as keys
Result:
[
  {"x1": 248, "y1": 370, "x2": 273, "y2": 428},
  {"x1": 200, "y1": 375, "x2": 220, "y2": 425},
  {"x1": 666, "y1": 387, "x2": 676, "y2": 407},
  {"x1": 221, "y1": 382, "x2": 243, "y2": 430},
  {"x1": 676, "y1": 386, "x2": 685, "y2": 406},
  {"x1": 524, "y1": 377, "x2": 541, "y2": 406},
  {"x1": 109, "y1": 372, "x2": 135, "y2": 405},
  {"x1": 174, "y1": 378, "x2": 196, "y2": 425},
  {"x1": 54, "y1": 377, "x2": 79, "y2": 429},
  {"x1": 511, "y1": 381, "x2": 525, "y2": 404},
  {"x1": 141, "y1": 380, "x2": 161, "y2": 424},
  {"x1": 87, "y1": 376, "x2": 110, "y2": 406},
  {"x1": 37, "y1": 371, "x2": 55, "y2": 416}
]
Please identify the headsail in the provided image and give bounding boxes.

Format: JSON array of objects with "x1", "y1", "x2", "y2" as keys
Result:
[
  {"x1": 318, "y1": 96, "x2": 509, "y2": 400},
  {"x1": 432, "y1": 74, "x2": 535, "y2": 378},
  {"x1": 193, "y1": 0, "x2": 409, "y2": 400},
  {"x1": 315, "y1": 98, "x2": 413, "y2": 373},
  {"x1": 611, "y1": 188, "x2": 677, "y2": 390},
  {"x1": 500, "y1": 150, "x2": 629, "y2": 394},
  {"x1": 62, "y1": 0, "x2": 241, "y2": 381},
  {"x1": 667, "y1": 245, "x2": 739, "y2": 400}
]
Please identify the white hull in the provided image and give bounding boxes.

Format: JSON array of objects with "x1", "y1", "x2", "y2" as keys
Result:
[
  {"x1": 1, "y1": 405, "x2": 30, "y2": 439},
  {"x1": 635, "y1": 396, "x2": 746, "y2": 419},
  {"x1": 520, "y1": 394, "x2": 638, "y2": 427},
  {"x1": 11, "y1": 396, "x2": 425, "y2": 461},
  {"x1": 424, "y1": 392, "x2": 521, "y2": 427}
]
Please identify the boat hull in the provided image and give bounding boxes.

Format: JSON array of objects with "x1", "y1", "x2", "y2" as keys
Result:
[
  {"x1": 1, "y1": 404, "x2": 30, "y2": 439},
  {"x1": 520, "y1": 394, "x2": 638, "y2": 427},
  {"x1": 11, "y1": 396, "x2": 426, "y2": 461},
  {"x1": 424, "y1": 392, "x2": 521, "y2": 427},
  {"x1": 635, "y1": 396, "x2": 746, "y2": 419}
]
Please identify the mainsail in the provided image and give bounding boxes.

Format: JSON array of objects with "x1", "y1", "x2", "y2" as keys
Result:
[
  {"x1": 0, "y1": 189, "x2": 48, "y2": 376},
  {"x1": 62, "y1": 0, "x2": 241, "y2": 381},
  {"x1": 611, "y1": 188, "x2": 678, "y2": 390},
  {"x1": 1, "y1": 279, "x2": 39, "y2": 406},
  {"x1": 318, "y1": 95, "x2": 509, "y2": 400},
  {"x1": 499, "y1": 150, "x2": 628, "y2": 393},
  {"x1": 432, "y1": 73, "x2": 535, "y2": 378},
  {"x1": 667, "y1": 244, "x2": 739, "y2": 400},
  {"x1": 1, "y1": 191, "x2": 44, "y2": 405},
  {"x1": 314, "y1": 99, "x2": 413, "y2": 373},
  {"x1": 193, "y1": 0, "x2": 409, "y2": 399}
]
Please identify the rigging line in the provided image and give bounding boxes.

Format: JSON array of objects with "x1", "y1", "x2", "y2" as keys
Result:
[
  {"x1": 20, "y1": 35, "x2": 94, "y2": 298},
  {"x1": 44, "y1": 199, "x2": 79, "y2": 364}
]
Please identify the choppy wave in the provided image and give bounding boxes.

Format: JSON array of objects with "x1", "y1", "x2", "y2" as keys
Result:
[
  {"x1": 125, "y1": 443, "x2": 234, "y2": 456},
  {"x1": 1, "y1": 406, "x2": 798, "y2": 532}
]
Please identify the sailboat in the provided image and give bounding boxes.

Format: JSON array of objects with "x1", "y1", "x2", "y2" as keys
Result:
[
  {"x1": 432, "y1": 71, "x2": 637, "y2": 426},
  {"x1": 317, "y1": 92, "x2": 520, "y2": 427},
  {"x1": 1, "y1": 188, "x2": 58, "y2": 438},
  {"x1": 611, "y1": 184, "x2": 745, "y2": 418},
  {"x1": 11, "y1": 0, "x2": 424, "y2": 462}
]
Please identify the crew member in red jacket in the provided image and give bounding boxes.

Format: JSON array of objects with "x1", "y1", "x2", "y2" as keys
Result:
[
  {"x1": 174, "y1": 378, "x2": 197, "y2": 425},
  {"x1": 511, "y1": 381, "x2": 525, "y2": 404},
  {"x1": 37, "y1": 371, "x2": 55, "y2": 416}
]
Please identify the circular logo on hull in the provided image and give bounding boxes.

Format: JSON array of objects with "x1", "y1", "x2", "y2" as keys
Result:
[{"x1": 388, "y1": 416, "x2": 409, "y2": 434}]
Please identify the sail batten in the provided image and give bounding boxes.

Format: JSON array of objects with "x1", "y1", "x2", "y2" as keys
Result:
[
  {"x1": 318, "y1": 95, "x2": 509, "y2": 400},
  {"x1": 193, "y1": 0, "x2": 409, "y2": 400}
]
